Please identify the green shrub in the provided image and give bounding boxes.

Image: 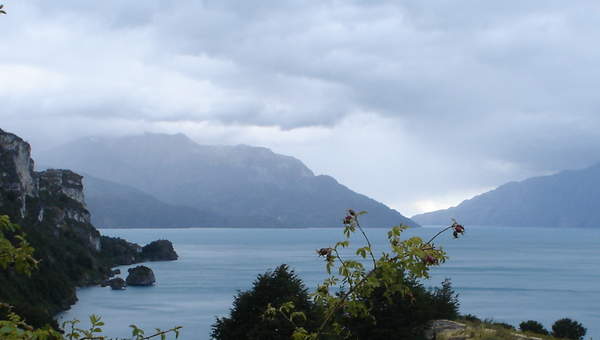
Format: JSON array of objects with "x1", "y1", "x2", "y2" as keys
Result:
[
  {"x1": 343, "y1": 275, "x2": 459, "y2": 340},
  {"x1": 462, "y1": 314, "x2": 482, "y2": 323},
  {"x1": 552, "y1": 318, "x2": 586, "y2": 340},
  {"x1": 487, "y1": 320, "x2": 515, "y2": 331},
  {"x1": 221, "y1": 211, "x2": 466, "y2": 340},
  {"x1": 211, "y1": 265, "x2": 322, "y2": 340},
  {"x1": 519, "y1": 320, "x2": 549, "y2": 335}
]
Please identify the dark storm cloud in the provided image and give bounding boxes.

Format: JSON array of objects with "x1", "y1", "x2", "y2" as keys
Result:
[{"x1": 2, "y1": 0, "x2": 600, "y2": 214}]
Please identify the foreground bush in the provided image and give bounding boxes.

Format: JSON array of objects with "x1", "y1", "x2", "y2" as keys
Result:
[
  {"x1": 212, "y1": 266, "x2": 459, "y2": 340},
  {"x1": 343, "y1": 276, "x2": 459, "y2": 340},
  {"x1": 211, "y1": 265, "x2": 322, "y2": 340},
  {"x1": 519, "y1": 320, "x2": 549, "y2": 335},
  {"x1": 552, "y1": 318, "x2": 586, "y2": 340},
  {"x1": 215, "y1": 211, "x2": 465, "y2": 340}
]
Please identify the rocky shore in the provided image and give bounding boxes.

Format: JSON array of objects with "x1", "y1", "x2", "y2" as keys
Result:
[{"x1": 0, "y1": 128, "x2": 178, "y2": 327}]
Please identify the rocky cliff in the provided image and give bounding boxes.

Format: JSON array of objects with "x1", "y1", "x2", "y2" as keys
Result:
[{"x1": 0, "y1": 128, "x2": 177, "y2": 328}]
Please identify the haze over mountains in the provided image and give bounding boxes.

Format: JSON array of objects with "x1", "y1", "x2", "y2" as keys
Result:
[
  {"x1": 413, "y1": 163, "x2": 600, "y2": 228},
  {"x1": 83, "y1": 174, "x2": 220, "y2": 227},
  {"x1": 39, "y1": 133, "x2": 418, "y2": 228}
]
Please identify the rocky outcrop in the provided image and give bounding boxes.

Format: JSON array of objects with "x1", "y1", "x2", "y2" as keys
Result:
[
  {"x1": 109, "y1": 277, "x2": 126, "y2": 290},
  {"x1": 0, "y1": 129, "x2": 37, "y2": 217},
  {"x1": 141, "y1": 240, "x2": 178, "y2": 261},
  {"x1": 100, "y1": 237, "x2": 178, "y2": 265},
  {"x1": 38, "y1": 169, "x2": 86, "y2": 206},
  {"x1": 101, "y1": 277, "x2": 126, "y2": 290},
  {"x1": 100, "y1": 236, "x2": 142, "y2": 265},
  {"x1": 126, "y1": 266, "x2": 155, "y2": 286}
]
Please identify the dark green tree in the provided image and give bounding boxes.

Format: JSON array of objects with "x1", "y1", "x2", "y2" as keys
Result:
[
  {"x1": 519, "y1": 320, "x2": 549, "y2": 335},
  {"x1": 211, "y1": 265, "x2": 322, "y2": 340},
  {"x1": 430, "y1": 279, "x2": 460, "y2": 320},
  {"x1": 342, "y1": 275, "x2": 459, "y2": 340},
  {"x1": 552, "y1": 318, "x2": 586, "y2": 340}
]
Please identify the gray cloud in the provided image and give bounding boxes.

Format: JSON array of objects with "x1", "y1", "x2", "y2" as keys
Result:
[{"x1": 2, "y1": 0, "x2": 600, "y2": 215}]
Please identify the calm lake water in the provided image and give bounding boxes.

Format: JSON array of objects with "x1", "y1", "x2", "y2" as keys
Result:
[{"x1": 58, "y1": 226, "x2": 600, "y2": 339}]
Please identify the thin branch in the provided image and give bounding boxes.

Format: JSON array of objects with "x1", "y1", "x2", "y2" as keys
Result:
[
  {"x1": 425, "y1": 225, "x2": 454, "y2": 246},
  {"x1": 141, "y1": 327, "x2": 182, "y2": 340},
  {"x1": 354, "y1": 217, "x2": 377, "y2": 269},
  {"x1": 315, "y1": 270, "x2": 374, "y2": 338},
  {"x1": 333, "y1": 248, "x2": 355, "y2": 291},
  {"x1": 279, "y1": 310, "x2": 298, "y2": 328},
  {"x1": 315, "y1": 222, "x2": 457, "y2": 338}
]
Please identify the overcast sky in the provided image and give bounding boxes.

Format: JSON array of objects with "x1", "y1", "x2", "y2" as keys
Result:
[{"x1": 2, "y1": 1, "x2": 600, "y2": 216}]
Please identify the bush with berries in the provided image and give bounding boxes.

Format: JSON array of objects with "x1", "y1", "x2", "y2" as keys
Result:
[{"x1": 253, "y1": 210, "x2": 466, "y2": 340}]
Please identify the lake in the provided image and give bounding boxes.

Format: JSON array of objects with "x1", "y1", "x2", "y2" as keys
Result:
[{"x1": 57, "y1": 226, "x2": 600, "y2": 339}]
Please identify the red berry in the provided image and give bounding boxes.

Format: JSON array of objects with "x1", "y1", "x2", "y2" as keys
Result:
[
  {"x1": 422, "y1": 255, "x2": 437, "y2": 265},
  {"x1": 316, "y1": 248, "x2": 333, "y2": 257}
]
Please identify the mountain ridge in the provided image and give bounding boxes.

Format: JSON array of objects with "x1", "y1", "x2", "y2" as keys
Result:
[
  {"x1": 412, "y1": 163, "x2": 600, "y2": 228},
  {"x1": 39, "y1": 133, "x2": 419, "y2": 228}
]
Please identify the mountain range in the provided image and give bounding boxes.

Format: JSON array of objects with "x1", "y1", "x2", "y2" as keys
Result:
[
  {"x1": 412, "y1": 163, "x2": 600, "y2": 228},
  {"x1": 38, "y1": 133, "x2": 418, "y2": 228}
]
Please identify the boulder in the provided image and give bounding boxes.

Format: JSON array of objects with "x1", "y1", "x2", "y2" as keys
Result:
[
  {"x1": 109, "y1": 278, "x2": 126, "y2": 290},
  {"x1": 101, "y1": 277, "x2": 126, "y2": 289},
  {"x1": 109, "y1": 269, "x2": 121, "y2": 277},
  {"x1": 141, "y1": 240, "x2": 178, "y2": 261},
  {"x1": 126, "y1": 265, "x2": 156, "y2": 286}
]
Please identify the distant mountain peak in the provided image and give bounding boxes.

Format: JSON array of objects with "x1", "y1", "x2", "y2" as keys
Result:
[{"x1": 412, "y1": 163, "x2": 600, "y2": 228}]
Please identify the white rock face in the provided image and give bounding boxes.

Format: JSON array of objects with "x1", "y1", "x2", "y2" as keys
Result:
[
  {"x1": 65, "y1": 208, "x2": 91, "y2": 224},
  {"x1": 37, "y1": 207, "x2": 44, "y2": 222},
  {"x1": 38, "y1": 169, "x2": 86, "y2": 205},
  {"x1": 0, "y1": 130, "x2": 38, "y2": 217},
  {"x1": 0, "y1": 134, "x2": 36, "y2": 196},
  {"x1": 89, "y1": 234, "x2": 101, "y2": 252}
]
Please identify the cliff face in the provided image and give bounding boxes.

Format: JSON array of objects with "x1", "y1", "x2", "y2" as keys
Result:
[
  {"x1": 0, "y1": 128, "x2": 177, "y2": 328},
  {"x1": 0, "y1": 130, "x2": 37, "y2": 217},
  {"x1": 0, "y1": 128, "x2": 100, "y2": 252}
]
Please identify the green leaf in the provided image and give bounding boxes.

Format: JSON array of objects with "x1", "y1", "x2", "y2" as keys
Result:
[
  {"x1": 291, "y1": 311, "x2": 307, "y2": 322},
  {"x1": 336, "y1": 240, "x2": 349, "y2": 248}
]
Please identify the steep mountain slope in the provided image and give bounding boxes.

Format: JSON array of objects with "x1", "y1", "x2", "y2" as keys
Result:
[
  {"x1": 38, "y1": 133, "x2": 418, "y2": 228},
  {"x1": 412, "y1": 164, "x2": 600, "y2": 228},
  {"x1": 83, "y1": 174, "x2": 222, "y2": 227}
]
